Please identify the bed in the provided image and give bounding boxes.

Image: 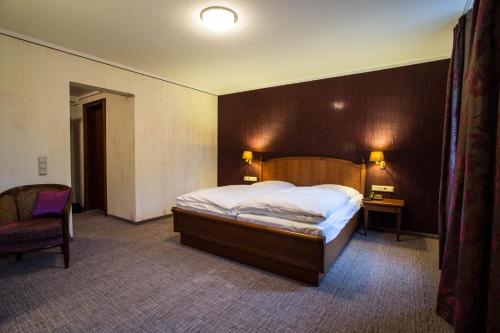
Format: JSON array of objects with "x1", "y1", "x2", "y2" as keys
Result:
[{"x1": 172, "y1": 156, "x2": 366, "y2": 286}]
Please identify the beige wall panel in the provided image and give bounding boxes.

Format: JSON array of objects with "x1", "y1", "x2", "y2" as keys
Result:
[
  {"x1": 101, "y1": 65, "x2": 137, "y2": 95},
  {"x1": 160, "y1": 84, "x2": 218, "y2": 213},
  {"x1": 0, "y1": 36, "x2": 25, "y2": 189},
  {"x1": 46, "y1": 49, "x2": 72, "y2": 188},
  {"x1": 134, "y1": 77, "x2": 168, "y2": 220},
  {"x1": 104, "y1": 93, "x2": 136, "y2": 221},
  {"x1": 68, "y1": 56, "x2": 106, "y2": 90},
  {"x1": 0, "y1": 34, "x2": 217, "y2": 224},
  {"x1": 0, "y1": 36, "x2": 70, "y2": 188}
]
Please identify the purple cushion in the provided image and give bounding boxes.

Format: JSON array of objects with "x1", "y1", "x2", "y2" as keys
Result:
[{"x1": 32, "y1": 190, "x2": 70, "y2": 217}]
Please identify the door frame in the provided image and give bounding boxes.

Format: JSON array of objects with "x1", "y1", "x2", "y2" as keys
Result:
[
  {"x1": 82, "y1": 98, "x2": 107, "y2": 214},
  {"x1": 70, "y1": 118, "x2": 82, "y2": 205}
]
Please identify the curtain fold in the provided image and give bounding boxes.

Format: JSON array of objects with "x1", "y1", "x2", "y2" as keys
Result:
[
  {"x1": 438, "y1": 15, "x2": 466, "y2": 269},
  {"x1": 437, "y1": 0, "x2": 499, "y2": 332}
]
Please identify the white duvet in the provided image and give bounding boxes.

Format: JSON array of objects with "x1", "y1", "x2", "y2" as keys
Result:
[
  {"x1": 176, "y1": 181, "x2": 295, "y2": 216},
  {"x1": 236, "y1": 184, "x2": 359, "y2": 223},
  {"x1": 237, "y1": 194, "x2": 363, "y2": 242}
]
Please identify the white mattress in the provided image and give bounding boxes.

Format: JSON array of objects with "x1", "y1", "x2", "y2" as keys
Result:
[{"x1": 236, "y1": 194, "x2": 363, "y2": 243}]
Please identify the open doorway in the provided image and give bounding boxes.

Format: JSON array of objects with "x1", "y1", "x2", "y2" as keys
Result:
[
  {"x1": 70, "y1": 85, "x2": 107, "y2": 214},
  {"x1": 83, "y1": 99, "x2": 107, "y2": 212},
  {"x1": 69, "y1": 83, "x2": 136, "y2": 221}
]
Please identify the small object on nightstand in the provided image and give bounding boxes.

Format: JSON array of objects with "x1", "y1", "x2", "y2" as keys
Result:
[
  {"x1": 363, "y1": 198, "x2": 405, "y2": 241},
  {"x1": 364, "y1": 192, "x2": 383, "y2": 201}
]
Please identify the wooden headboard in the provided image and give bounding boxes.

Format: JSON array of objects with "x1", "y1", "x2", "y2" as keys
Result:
[{"x1": 261, "y1": 157, "x2": 366, "y2": 193}]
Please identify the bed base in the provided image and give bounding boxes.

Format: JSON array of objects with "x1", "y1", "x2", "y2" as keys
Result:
[{"x1": 172, "y1": 207, "x2": 359, "y2": 286}]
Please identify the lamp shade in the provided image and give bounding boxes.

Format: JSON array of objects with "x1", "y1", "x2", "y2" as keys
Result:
[
  {"x1": 369, "y1": 151, "x2": 384, "y2": 162},
  {"x1": 242, "y1": 150, "x2": 253, "y2": 161}
]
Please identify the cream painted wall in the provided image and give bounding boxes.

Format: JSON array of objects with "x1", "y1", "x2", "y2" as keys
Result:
[
  {"x1": 136, "y1": 82, "x2": 218, "y2": 219},
  {"x1": 0, "y1": 34, "x2": 217, "y2": 223},
  {"x1": 70, "y1": 92, "x2": 136, "y2": 221},
  {"x1": 69, "y1": 103, "x2": 81, "y2": 204}
]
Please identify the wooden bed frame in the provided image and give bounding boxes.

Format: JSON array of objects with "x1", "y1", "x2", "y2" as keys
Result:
[{"x1": 173, "y1": 157, "x2": 366, "y2": 286}]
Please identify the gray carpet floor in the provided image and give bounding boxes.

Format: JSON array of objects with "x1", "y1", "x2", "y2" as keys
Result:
[{"x1": 0, "y1": 211, "x2": 451, "y2": 333}]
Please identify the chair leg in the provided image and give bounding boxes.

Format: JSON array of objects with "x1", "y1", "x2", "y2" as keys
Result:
[
  {"x1": 15, "y1": 253, "x2": 23, "y2": 261},
  {"x1": 63, "y1": 244, "x2": 69, "y2": 268},
  {"x1": 60, "y1": 245, "x2": 64, "y2": 253}
]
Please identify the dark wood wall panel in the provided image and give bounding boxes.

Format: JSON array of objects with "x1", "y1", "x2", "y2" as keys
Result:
[{"x1": 218, "y1": 60, "x2": 449, "y2": 234}]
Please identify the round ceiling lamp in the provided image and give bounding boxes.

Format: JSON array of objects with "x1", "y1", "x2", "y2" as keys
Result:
[{"x1": 200, "y1": 6, "x2": 238, "y2": 31}]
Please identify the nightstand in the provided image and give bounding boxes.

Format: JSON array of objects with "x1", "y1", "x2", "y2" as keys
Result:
[{"x1": 363, "y1": 198, "x2": 405, "y2": 241}]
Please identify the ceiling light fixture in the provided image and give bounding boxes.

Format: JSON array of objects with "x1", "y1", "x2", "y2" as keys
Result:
[{"x1": 200, "y1": 6, "x2": 238, "y2": 31}]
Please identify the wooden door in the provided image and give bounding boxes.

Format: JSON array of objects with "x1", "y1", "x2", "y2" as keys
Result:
[{"x1": 83, "y1": 99, "x2": 107, "y2": 212}]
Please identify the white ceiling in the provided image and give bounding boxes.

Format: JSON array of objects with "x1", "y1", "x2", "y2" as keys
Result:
[{"x1": 0, "y1": 0, "x2": 464, "y2": 95}]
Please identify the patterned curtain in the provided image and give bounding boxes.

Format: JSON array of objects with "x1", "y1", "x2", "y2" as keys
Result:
[{"x1": 437, "y1": 0, "x2": 499, "y2": 332}]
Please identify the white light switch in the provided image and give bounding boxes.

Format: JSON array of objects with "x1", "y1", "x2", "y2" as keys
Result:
[
  {"x1": 372, "y1": 185, "x2": 394, "y2": 192},
  {"x1": 38, "y1": 156, "x2": 47, "y2": 176},
  {"x1": 244, "y1": 176, "x2": 258, "y2": 182}
]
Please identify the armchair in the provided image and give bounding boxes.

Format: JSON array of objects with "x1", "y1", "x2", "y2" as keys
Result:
[{"x1": 0, "y1": 184, "x2": 72, "y2": 267}]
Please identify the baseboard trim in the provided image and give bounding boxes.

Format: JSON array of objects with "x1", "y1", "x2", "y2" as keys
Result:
[
  {"x1": 368, "y1": 226, "x2": 438, "y2": 239},
  {"x1": 108, "y1": 213, "x2": 172, "y2": 224}
]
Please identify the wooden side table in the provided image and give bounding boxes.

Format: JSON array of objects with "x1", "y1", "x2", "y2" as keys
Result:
[{"x1": 363, "y1": 198, "x2": 405, "y2": 241}]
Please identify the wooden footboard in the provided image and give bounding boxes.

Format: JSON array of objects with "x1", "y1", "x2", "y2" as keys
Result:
[{"x1": 172, "y1": 207, "x2": 359, "y2": 286}]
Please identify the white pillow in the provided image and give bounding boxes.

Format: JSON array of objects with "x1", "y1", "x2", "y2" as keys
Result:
[
  {"x1": 313, "y1": 184, "x2": 360, "y2": 198},
  {"x1": 250, "y1": 180, "x2": 295, "y2": 190}
]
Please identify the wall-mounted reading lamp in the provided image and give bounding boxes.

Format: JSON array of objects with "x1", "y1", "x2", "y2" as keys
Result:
[
  {"x1": 369, "y1": 151, "x2": 386, "y2": 170},
  {"x1": 242, "y1": 150, "x2": 253, "y2": 164}
]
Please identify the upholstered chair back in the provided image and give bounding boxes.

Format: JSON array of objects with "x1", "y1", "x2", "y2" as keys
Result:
[
  {"x1": 0, "y1": 193, "x2": 17, "y2": 225},
  {"x1": 0, "y1": 184, "x2": 72, "y2": 224}
]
